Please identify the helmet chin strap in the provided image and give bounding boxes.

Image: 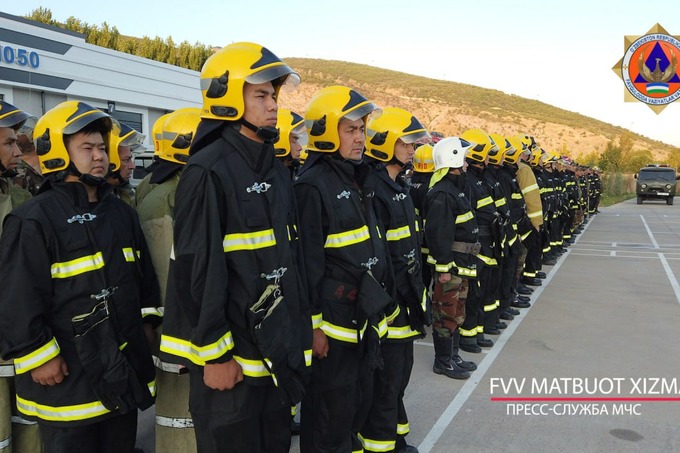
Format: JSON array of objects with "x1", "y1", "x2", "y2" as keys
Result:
[
  {"x1": 240, "y1": 118, "x2": 280, "y2": 144},
  {"x1": 0, "y1": 162, "x2": 17, "y2": 178},
  {"x1": 67, "y1": 162, "x2": 108, "y2": 187}
]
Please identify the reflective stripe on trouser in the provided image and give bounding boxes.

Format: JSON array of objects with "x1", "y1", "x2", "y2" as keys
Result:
[
  {"x1": 1, "y1": 376, "x2": 43, "y2": 453},
  {"x1": 359, "y1": 342, "x2": 414, "y2": 452},
  {"x1": 523, "y1": 230, "x2": 542, "y2": 277},
  {"x1": 155, "y1": 369, "x2": 196, "y2": 453},
  {"x1": 483, "y1": 266, "x2": 502, "y2": 331},
  {"x1": 432, "y1": 276, "x2": 468, "y2": 338}
]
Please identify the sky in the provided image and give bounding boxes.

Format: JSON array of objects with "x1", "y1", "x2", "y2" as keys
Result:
[{"x1": 4, "y1": 0, "x2": 680, "y2": 147}]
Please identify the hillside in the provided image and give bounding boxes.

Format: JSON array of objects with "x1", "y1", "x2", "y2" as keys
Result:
[{"x1": 278, "y1": 58, "x2": 677, "y2": 161}]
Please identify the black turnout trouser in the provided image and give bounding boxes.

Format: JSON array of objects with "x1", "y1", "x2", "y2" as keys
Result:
[{"x1": 40, "y1": 412, "x2": 137, "y2": 453}]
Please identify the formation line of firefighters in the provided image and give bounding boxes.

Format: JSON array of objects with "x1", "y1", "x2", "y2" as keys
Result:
[{"x1": 0, "y1": 41, "x2": 602, "y2": 453}]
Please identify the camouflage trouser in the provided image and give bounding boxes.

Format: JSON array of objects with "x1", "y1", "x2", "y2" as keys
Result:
[
  {"x1": 515, "y1": 241, "x2": 528, "y2": 282},
  {"x1": 432, "y1": 275, "x2": 468, "y2": 338},
  {"x1": 573, "y1": 209, "x2": 584, "y2": 228}
]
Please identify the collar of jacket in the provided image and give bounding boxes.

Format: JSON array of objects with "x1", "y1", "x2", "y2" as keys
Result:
[
  {"x1": 373, "y1": 164, "x2": 408, "y2": 193},
  {"x1": 41, "y1": 179, "x2": 114, "y2": 207},
  {"x1": 223, "y1": 125, "x2": 275, "y2": 176}
]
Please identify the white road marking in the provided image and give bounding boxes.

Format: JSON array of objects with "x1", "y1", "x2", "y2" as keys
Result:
[
  {"x1": 417, "y1": 218, "x2": 591, "y2": 452},
  {"x1": 640, "y1": 214, "x2": 659, "y2": 249},
  {"x1": 659, "y1": 253, "x2": 680, "y2": 306}
]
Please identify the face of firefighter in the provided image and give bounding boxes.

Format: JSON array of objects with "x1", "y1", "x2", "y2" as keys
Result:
[
  {"x1": 117, "y1": 146, "x2": 134, "y2": 183},
  {"x1": 241, "y1": 81, "x2": 278, "y2": 142},
  {"x1": 394, "y1": 138, "x2": 415, "y2": 165},
  {"x1": 289, "y1": 131, "x2": 303, "y2": 161},
  {"x1": 67, "y1": 131, "x2": 109, "y2": 179},
  {"x1": 337, "y1": 117, "x2": 366, "y2": 161},
  {"x1": 0, "y1": 127, "x2": 22, "y2": 172}
]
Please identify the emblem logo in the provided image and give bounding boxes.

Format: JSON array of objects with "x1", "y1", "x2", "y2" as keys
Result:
[
  {"x1": 613, "y1": 24, "x2": 680, "y2": 113},
  {"x1": 337, "y1": 190, "x2": 351, "y2": 199},
  {"x1": 247, "y1": 182, "x2": 271, "y2": 194},
  {"x1": 361, "y1": 257, "x2": 379, "y2": 270},
  {"x1": 67, "y1": 213, "x2": 97, "y2": 224}
]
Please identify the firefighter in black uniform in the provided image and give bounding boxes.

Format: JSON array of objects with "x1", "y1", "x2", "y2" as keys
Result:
[
  {"x1": 160, "y1": 42, "x2": 312, "y2": 453},
  {"x1": 295, "y1": 86, "x2": 394, "y2": 453},
  {"x1": 0, "y1": 100, "x2": 161, "y2": 453},
  {"x1": 410, "y1": 144, "x2": 435, "y2": 290},
  {"x1": 361, "y1": 107, "x2": 431, "y2": 452},
  {"x1": 457, "y1": 129, "x2": 501, "y2": 353},
  {"x1": 274, "y1": 109, "x2": 307, "y2": 181},
  {"x1": 489, "y1": 134, "x2": 528, "y2": 319},
  {"x1": 423, "y1": 136, "x2": 479, "y2": 379}
]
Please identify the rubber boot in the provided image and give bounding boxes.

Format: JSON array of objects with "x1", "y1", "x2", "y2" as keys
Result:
[{"x1": 432, "y1": 334, "x2": 470, "y2": 380}]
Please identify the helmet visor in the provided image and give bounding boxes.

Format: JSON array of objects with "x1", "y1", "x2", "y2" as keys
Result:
[
  {"x1": 63, "y1": 110, "x2": 113, "y2": 135},
  {"x1": 401, "y1": 130, "x2": 431, "y2": 145},
  {"x1": 343, "y1": 102, "x2": 382, "y2": 122},
  {"x1": 291, "y1": 123, "x2": 308, "y2": 148},
  {"x1": 246, "y1": 65, "x2": 301, "y2": 91}
]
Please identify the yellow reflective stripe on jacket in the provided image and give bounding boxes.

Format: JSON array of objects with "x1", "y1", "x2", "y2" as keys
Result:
[
  {"x1": 51, "y1": 252, "x2": 104, "y2": 278},
  {"x1": 477, "y1": 254, "x2": 498, "y2": 266},
  {"x1": 159, "y1": 331, "x2": 234, "y2": 366},
  {"x1": 359, "y1": 433, "x2": 395, "y2": 452},
  {"x1": 324, "y1": 225, "x2": 370, "y2": 248},
  {"x1": 455, "y1": 211, "x2": 474, "y2": 224},
  {"x1": 122, "y1": 247, "x2": 140, "y2": 262},
  {"x1": 233, "y1": 355, "x2": 271, "y2": 378},
  {"x1": 141, "y1": 307, "x2": 163, "y2": 318},
  {"x1": 14, "y1": 338, "x2": 60, "y2": 375},
  {"x1": 386, "y1": 225, "x2": 411, "y2": 242},
  {"x1": 427, "y1": 254, "x2": 455, "y2": 273},
  {"x1": 511, "y1": 193, "x2": 523, "y2": 200},
  {"x1": 458, "y1": 267, "x2": 477, "y2": 278},
  {"x1": 522, "y1": 183, "x2": 539, "y2": 194},
  {"x1": 495, "y1": 198, "x2": 507, "y2": 207},
  {"x1": 311, "y1": 313, "x2": 323, "y2": 330},
  {"x1": 321, "y1": 320, "x2": 367, "y2": 344},
  {"x1": 147, "y1": 379, "x2": 157, "y2": 397},
  {"x1": 16, "y1": 395, "x2": 109, "y2": 422},
  {"x1": 387, "y1": 325, "x2": 421, "y2": 340},
  {"x1": 223, "y1": 229, "x2": 276, "y2": 252},
  {"x1": 520, "y1": 230, "x2": 532, "y2": 241},
  {"x1": 421, "y1": 287, "x2": 428, "y2": 312},
  {"x1": 376, "y1": 316, "x2": 388, "y2": 339},
  {"x1": 385, "y1": 305, "x2": 400, "y2": 325},
  {"x1": 476, "y1": 196, "x2": 494, "y2": 209},
  {"x1": 304, "y1": 349, "x2": 312, "y2": 367}
]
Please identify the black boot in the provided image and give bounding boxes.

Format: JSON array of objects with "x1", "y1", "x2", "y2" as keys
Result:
[
  {"x1": 459, "y1": 335, "x2": 482, "y2": 353},
  {"x1": 432, "y1": 334, "x2": 470, "y2": 379},
  {"x1": 451, "y1": 331, "x2": 477, "y2": 371},
  {"x1": 477, "y1": 333, "x2": 494, "y2": 348}
]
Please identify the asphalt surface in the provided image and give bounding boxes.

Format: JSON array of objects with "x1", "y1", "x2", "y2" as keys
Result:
[{"x1": 136, "y1": 196, "x2": 680, "y2": 452}]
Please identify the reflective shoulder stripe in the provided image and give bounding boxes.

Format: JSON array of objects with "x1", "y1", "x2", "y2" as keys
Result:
[
  {"x1": 156, "y1": 415, "x2": 194, "y2": 429},
  {"x1": 522, "y1": 183, "x2": 539, "y2": 194},
  {"x1": 455, "y1": 211, "x2": 474, "y2": 224},
  {"x1": 16, "y1": 394, "x2": 110, "y2": 422},
  {"x1": 223, "y1": 229, "x2": 276, "y2": 252},
  {"x1": 386, "y1": 225, "x2": 411, "y2": 242},
  {"x1": 476, "y1": 196, "x2": 494, "y2": 209},
  {"x1": 14, "y1": 338, "x2": 60, "y2": 375},
  {"x1": 325, "y1": 225, "x2": 370, "y2": 248},
  {"x1": 51, "y1": 252, "x2": 104, "y2": 279}
]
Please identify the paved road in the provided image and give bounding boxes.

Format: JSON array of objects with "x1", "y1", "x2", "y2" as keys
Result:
[{"x1": 137, "y1": 196, "x2": 680, "y2": 452}]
